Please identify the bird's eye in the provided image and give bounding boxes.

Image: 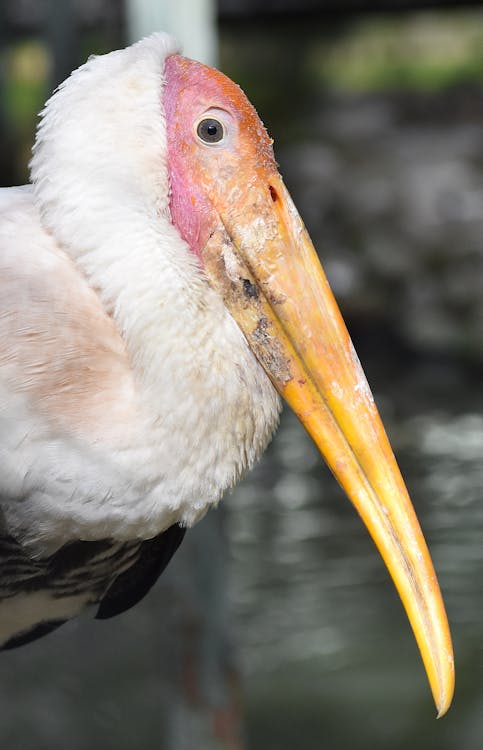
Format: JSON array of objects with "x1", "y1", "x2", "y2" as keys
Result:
[{"x1": 196, "y1": 117, "x2": 225, "y2": 144}]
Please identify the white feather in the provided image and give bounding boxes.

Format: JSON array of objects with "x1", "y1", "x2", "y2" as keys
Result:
[{"x1": 0, "y1": 34, "x2": 281, "y2": 556}]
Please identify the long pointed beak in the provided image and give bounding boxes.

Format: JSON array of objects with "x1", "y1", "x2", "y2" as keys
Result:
[{"x1": 201, "y1": 173, "x2": 454, "y2": 716}]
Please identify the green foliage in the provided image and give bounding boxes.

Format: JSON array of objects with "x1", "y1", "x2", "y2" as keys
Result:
[
  {"x1": 3, "y1": 41, "x2": 48, "y2": 133},
  {"x1": 309, "y1": 12, "x2": 483, "y2": 92}
]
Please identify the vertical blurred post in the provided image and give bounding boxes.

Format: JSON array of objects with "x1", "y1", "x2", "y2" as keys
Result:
[
  {"x1": 126, "y1": 7, "x2": 244, "y2": 750},
  {"x1": 126, "y1": 0, "x2": 217, "y2": 65}
]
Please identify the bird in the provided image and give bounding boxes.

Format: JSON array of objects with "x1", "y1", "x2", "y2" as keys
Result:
[{"x1": 0, "y1": 33, "x2": 453, "y2": 714}]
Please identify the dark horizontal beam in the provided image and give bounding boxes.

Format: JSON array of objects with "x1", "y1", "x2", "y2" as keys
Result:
[
  {"x1": 2, "y1": 0, "x2": 482, "y2": 35},
  {"x1": 219, "y1": 0, "x2": 483, "y2": 23}
]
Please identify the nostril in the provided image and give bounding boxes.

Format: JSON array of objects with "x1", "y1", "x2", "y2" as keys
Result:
[{"x1": 269, "y1": 185, "x2": 278, "y2": 202}]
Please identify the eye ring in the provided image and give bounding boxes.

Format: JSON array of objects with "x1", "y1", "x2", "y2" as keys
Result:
[{"x1": 196, "y1": 117, "x2": 225, "y2": 145}]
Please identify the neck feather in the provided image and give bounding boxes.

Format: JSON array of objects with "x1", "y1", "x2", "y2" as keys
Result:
[{"x1": 28, "y1": 34, "x2": 281, "y2": 534}]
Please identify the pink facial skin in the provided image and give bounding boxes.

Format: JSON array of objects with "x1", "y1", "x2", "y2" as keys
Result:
[
  {"x1": 163, "y1": 56, "x2": 211, "y2": 259},
  {"x1": 163, "y1": 54, "x2": 276, "y2": 261}
]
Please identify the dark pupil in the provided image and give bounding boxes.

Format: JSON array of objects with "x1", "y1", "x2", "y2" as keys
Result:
[{"x1": 197, "y1": 118, "x2": 223, "y2": 143}]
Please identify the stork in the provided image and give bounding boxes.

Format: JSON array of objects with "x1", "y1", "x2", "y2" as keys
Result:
[{"x1": 0, "y1": 33, "x2": 453, "y2": 714}]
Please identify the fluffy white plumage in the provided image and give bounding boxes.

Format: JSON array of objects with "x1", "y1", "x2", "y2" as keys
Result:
[{"x1": 0, "y1": 35, "x2": 280, "y2": 567}]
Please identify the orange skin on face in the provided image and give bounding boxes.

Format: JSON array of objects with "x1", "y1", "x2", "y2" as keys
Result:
[{"x1": 164, "y1": 54, "x2": 277, "y2": 259}]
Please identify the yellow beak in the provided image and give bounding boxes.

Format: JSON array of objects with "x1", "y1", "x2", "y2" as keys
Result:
[{"x1": 200, "y1": 172, "x2": 454, "y2": 716}]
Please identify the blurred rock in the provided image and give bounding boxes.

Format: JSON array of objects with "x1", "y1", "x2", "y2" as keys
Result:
[{"x1": 279, "y1": 90, "x2": 483, "y2": 360}]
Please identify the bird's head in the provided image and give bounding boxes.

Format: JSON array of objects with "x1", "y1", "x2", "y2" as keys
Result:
[{"x1": 162, "y1": 52, "x2": 454, "y2": 716}]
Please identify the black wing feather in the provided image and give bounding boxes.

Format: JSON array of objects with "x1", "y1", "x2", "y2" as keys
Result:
[
  {"x1": 96, "y1": 523, "x2": 186, "y2": 619},
  {"x1": 0, "y1": 523, "x2": 186, "y2": 649}
]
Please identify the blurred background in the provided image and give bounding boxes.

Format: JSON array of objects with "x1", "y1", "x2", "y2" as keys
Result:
[{"x1": 1, "y1": 0, "x2": 483, "y2": 748}]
